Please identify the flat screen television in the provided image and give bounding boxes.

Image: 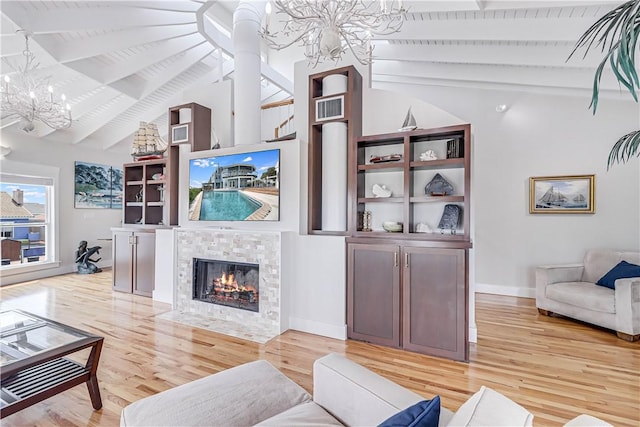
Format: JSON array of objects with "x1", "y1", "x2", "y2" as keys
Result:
[{"x1": 189, "y1": 148, "x2": 280, "y2": 221}]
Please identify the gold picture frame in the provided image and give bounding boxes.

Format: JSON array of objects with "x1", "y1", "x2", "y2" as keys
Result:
[{"x1": 529, "y1": 175, "x2": 595, "y2": 214}]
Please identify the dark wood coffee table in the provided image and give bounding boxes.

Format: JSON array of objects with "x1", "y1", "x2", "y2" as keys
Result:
[{"x1": 0, "y1": 310, "x2": 104, "y2": 418}]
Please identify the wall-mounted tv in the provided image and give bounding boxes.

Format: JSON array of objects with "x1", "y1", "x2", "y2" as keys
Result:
[{"x1": 189, "y1": 148, "x2": 280, "y2": 221}]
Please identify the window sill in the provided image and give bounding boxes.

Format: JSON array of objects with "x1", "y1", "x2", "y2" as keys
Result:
[{"x1": 1, "y1": 260, "x2": 62, "y2": 277}]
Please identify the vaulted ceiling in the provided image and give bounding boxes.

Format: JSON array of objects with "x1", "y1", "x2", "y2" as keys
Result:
[{"x1": 0, "y1": 1, "x2": 623, "y2": 152}]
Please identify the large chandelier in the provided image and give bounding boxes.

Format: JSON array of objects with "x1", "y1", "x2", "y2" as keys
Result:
[
  {"x1": 261, "y1": 0, "x2": 406, "y2": 67},
  {"x1": 1, "y1": 30, "x2": 72, "y2": 133}
]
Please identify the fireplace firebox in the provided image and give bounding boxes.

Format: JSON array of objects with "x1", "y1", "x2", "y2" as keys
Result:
[{"x1": 193, "y1": 258, "x2": 259, "y2": 312}]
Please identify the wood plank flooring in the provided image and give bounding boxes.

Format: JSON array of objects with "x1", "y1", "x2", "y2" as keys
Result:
[{"x1": 1, "y1": 271, "x2": 638, "y2": 426}]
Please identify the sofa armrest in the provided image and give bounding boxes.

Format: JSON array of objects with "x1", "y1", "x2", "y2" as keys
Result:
[
  {"x1": 614, "y1": 277, "x2": 640, "y2": 336},
  {"x1": 536, "y1": 264, "x2": 584, "y2": 305},
  {"x1": 313, "y1": 353, "x2": 453, "y2": 427},
  {"x1": 536, "y1": 264, "x2": 584, "y2": 284}
]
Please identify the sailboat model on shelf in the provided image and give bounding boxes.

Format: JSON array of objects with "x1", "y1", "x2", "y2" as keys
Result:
[
  {"x1": 398, "y1": 107, "x2": 417, "y2": 132},
  {"x1": 131, "y1": 122, "x2": 168, "y2": 161}
]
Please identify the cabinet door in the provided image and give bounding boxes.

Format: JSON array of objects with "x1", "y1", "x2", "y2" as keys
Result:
[
  {"x1": 402, "y1": 247, "x2": 468, "y2": 361},
  {"x1": 112, "y1": 231, "x2": 133, "y2": 293},
  {"x1": 347, "y1": 243, "x2": 400, "y2": 347},
  {"x1": 133, "y1": 232, "x2": 156, "y2": 297}
]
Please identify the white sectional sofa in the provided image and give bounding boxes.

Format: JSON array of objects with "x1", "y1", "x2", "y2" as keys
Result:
[
  {"x1": 536, "y1": 249, "x2": 640, "y2": 341},
  {"x1": 120, "y1": 353, "x2": 610, "y2": 427}
]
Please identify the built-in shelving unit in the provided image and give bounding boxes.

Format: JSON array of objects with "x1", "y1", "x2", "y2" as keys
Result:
[
  {"x1": 346, "y1": 124, "x2": 472, "y2": 362},
  {"x1": 308, "y1": 66, "x2": 362, "y2": 235},
  {"x1": 351, "y1": 124, "x2": 471, "y2": 241},
  {"x1": 123, "y1": 159, "x2": 173, "y2": 226}
]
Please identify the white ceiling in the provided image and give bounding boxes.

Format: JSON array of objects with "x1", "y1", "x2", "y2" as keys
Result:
[{"x1": 0, "y1": 0, "x2": 623, "y2": 152}]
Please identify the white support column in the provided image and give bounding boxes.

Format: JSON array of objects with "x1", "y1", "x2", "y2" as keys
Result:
[
  {"x1": 321, "y1": 74, "x2": 348, "y2": 231},
  {"x1": 233, "y1": 1, "x2": 263, "y2": 145}
]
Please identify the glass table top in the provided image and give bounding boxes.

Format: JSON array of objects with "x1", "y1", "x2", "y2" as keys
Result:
[{"x1": 0, "y1": 310, "x2": 89, "y2": 367}]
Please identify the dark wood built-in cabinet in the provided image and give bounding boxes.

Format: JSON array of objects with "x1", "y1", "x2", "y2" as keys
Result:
[
  {"x1": 346, "y1": 124, "x2": 472, "y2": 362},
  {"x1": 116, "y1": 102, "x2": 212, "y2": 297}
]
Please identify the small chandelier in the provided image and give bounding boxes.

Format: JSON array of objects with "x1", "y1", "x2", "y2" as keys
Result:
[
  {"x1": 261, "y1": 0, "x2": 406, "y2": 67},
  {"x1": 1, "y1": 30, "x2": 72, "y2": 133}
]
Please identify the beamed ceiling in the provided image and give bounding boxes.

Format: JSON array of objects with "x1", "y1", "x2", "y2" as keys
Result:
[{"x1": 0, "y1": 0, "x2": 626, "y2": 152}]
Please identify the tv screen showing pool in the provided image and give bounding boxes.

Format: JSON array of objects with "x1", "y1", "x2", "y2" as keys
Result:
[{"x1": 189, "y1": 149, "x2": 280, "y2": 221}]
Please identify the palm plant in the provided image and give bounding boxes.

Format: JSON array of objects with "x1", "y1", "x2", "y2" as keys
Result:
[{"x1": 569, "y1": 0, "x2": 640, "y2": 168}]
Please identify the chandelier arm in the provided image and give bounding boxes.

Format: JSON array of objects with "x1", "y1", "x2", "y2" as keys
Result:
[
  {"x1": 275, "y1": 1, "x2": 324, "y2": 22},
  {"x1": 262, "y1": 19, "x2": 317, "y2": 50},
  {"x1": 341, "y1": 34, "x2": 372, "y2": 66},
  {"x1": 345, "y1": 19, "x2": 402, "y2": 36},
  {"x1": 263, "y1": 32, "x2": 310, "y2": 51}
]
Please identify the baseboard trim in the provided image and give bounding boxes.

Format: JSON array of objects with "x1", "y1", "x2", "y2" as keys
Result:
[
  {"x1": 289, "y1": 317, "x2": 347, "y2": 341},
  {"x1": 469, "y1": 326, "x2": 477, "y2": 343},
  {"x1": 475, "y1": 283, "x2": 535, "y2": 299}
]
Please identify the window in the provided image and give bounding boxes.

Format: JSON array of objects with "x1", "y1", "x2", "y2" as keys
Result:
[{"x1": 1, "y1": 170, "x2": 56, "y2": 271}]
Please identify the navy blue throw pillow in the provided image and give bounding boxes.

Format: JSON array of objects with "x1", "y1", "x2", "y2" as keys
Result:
[
  {"x1": 596, "y1": 261, "x2": 640, "y2": 289},
  {"x1": 378, "y1": 396, "x2": 440, "y2": 427}
]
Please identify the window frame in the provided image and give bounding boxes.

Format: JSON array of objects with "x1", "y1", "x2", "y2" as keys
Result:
[{"x1": 0, "y1": 160, "x2": 60, "y2": 277}]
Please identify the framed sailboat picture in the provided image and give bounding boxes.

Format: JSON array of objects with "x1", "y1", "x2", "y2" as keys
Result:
[{"x1": 529, "y1": 175, "x2": 595, "y2": 214}]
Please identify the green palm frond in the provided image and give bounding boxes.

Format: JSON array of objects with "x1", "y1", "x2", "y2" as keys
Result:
[
  {"x1": 569, "y1": 1, "x2": 640, "y2": 168},
  {"x1": 607, "y1": 130, "x2": 640, "y2": 169},
  {"x1": 568, "y1": 0, "x2": 640, "y2": 113}
]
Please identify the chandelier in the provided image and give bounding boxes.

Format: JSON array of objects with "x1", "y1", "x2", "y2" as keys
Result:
[
  {"x1": 1, "y1": 30, "x2": 72, "y2": 133},
  {"x1": 261, "y1": 0, "x2": 406, "y2": 67}
]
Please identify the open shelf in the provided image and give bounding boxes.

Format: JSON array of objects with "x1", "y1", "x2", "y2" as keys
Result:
[{"x1": 351, "y1": 124, "x2": 471, "y2": 240}]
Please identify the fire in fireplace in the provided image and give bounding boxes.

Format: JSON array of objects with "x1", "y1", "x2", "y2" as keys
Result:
[{"x1": 193, "y1": 258, "x2": 259, "y2": 312}]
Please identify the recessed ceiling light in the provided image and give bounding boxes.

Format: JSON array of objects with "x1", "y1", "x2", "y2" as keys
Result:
[{"x1": 495, "y1": 104, "x2": 508, "y2": 113}]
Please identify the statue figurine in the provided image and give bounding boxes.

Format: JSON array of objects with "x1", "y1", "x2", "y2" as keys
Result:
[{"x1": 75, "y1": 240, "x2": 102, "y2": 274}]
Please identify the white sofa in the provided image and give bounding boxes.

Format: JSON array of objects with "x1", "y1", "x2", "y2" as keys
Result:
[
  {"x1": 120, "y1": 353, "x2": 610, "y2": 427},
  {"x1": 536, "y1": 249, "x2": 640, "y2": 341}
]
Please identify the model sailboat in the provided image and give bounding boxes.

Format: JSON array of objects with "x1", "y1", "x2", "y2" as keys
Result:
[
  {"x1": 131, "y1": 122, "x2": 167, "y2": 161},
  {"x1": 398, "y1": 107, "x2": 417, "y2": 132}
]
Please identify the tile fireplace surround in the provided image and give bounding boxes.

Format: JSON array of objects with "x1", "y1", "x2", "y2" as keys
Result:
[{"x1": 159, "y1": 229, "x2": 287, "y2": 344}]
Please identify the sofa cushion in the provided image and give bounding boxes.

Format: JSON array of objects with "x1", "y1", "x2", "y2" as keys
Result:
[
  {"x1": 546, "y1": 282, "x2": 615, "y2": 314},
  {"x1": 379, "y1": 397, "x2": 440, "y2": 427},
  {"x1": 582, "y1": 250, "x2": 640, "y2": 284},
  {"x1": 596, "y1": 261, "x2": 640, "y2": 289},
  {"x1": 564, "y1": 414, "x2": 613, "y2": 426},
  {"x1": 120, "y1": 360, "x2": 311, "y2": 427},
  {"x1": 254, "y1": 402, "x2": 343, "y2": 426},
  {"x1": 447, "y1": 386, "x2": 533, "y2": 426}
]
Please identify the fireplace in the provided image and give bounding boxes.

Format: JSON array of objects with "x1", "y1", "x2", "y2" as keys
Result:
[{"x1": 193, "y1": 258, "x2": 259, "y2": 312}]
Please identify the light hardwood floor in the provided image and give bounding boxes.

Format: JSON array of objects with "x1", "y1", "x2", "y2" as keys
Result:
[{"x1": 1, "y1": 271, "x2": 638, "y2": 426}]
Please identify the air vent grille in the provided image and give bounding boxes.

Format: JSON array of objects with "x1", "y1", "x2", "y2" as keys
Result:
[{"x1": 315, "y1": 95, "x2": 344, "y2": 122}]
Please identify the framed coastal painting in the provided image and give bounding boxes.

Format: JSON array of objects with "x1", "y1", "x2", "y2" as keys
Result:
[
  {"x1": 74, "y1": 161, "x2": 123, "y2": 209},
  {"x1": 529, "y1": 175, "x2": 595, "y2": 214}
]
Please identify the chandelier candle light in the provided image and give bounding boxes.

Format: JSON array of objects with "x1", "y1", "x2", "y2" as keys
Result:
[
  {"x1": 1, "y1": 30, "x2": 72, "y2": 133},
  {"x1": 261, "y1": 0, "x2": 406, "y2": 66}
]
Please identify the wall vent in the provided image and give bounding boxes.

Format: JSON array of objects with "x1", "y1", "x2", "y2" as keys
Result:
[{"x1": 315, "y1": 95, "x2": 344, "y2": 122}]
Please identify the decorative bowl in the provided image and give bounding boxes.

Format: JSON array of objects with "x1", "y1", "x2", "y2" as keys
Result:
[{"x1": 382, "y1": 221, "x2": 403, "y2": 232}]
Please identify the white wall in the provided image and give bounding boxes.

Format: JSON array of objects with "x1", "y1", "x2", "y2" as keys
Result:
[
  {"x1": 182, "y1": 80, "x2": 234, "y2": 149},
  {"x1": 374, "y1": 82, "x2": 640, "y2": 296},
  {"x1": 0, "y1": 129, "x2": 130, "y2": 285}
]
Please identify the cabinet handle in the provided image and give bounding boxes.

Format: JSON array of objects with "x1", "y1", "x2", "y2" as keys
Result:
[
  {"x1": 405, "y1": 252, "x2": 409, "y2": 268},
  {"x1": 394, "y1": 252, "x2": 398, "y2": 267}
]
